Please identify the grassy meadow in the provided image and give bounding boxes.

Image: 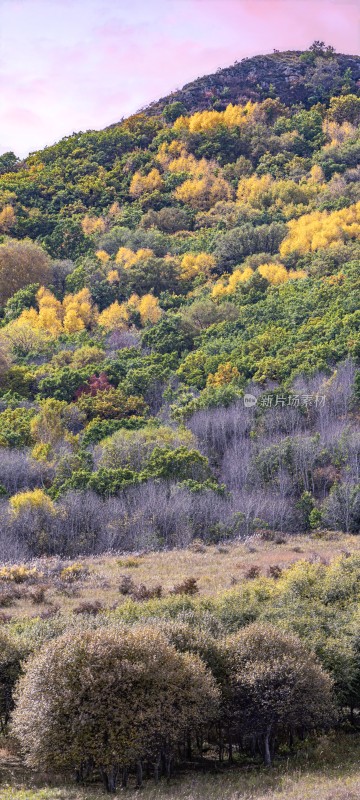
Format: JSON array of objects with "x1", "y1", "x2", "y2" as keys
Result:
[{"x1": 3, "y1": 531, "x2": 360, "y2": 621}]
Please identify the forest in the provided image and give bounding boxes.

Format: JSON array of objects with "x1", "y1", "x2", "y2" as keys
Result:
[{"x1": 0, "y1": 42, "x2": 359, "y2": 796}]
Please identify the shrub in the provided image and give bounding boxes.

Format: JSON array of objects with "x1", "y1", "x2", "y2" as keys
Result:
[
  {"x1": 245, "y1": 565, "x2": 261, "y2": 579},
  {"x1": 0, "y1": 408, "x2": 34, "y2": 449},
  {"x1": 73, "y1": 600, "x2": 103, "y2": 616},
  {"x1": 0, "y1": 565, "x2": 40, "y2": 584},
  {"x1": 60, "y1": 563, "x2": 88, "y2": 583},
  {"x1": 171, "y1": 577, "x2": 199, "y2": 596},
  {"x1": 116, "y1": 557, "x2": 143, "y2": 568},
  {"x1": 0, "y1": 587, "x2": 18, "y2": 608},
  {"x1": 28, "y1": 586, "x2": 47, "y2": 605},
  {"x1": 12, "y1": 627, "x2": 219, "y2": 792},
  {"x1": 119, "y1": 574, "x2": 135, "y2": 596},
  {"x1": 223, "y1": 623, "x2": 335, "y2": 765}
]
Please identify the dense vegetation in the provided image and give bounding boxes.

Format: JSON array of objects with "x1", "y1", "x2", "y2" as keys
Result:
[
  {"x1": 0, "y1": 44, "x2": 359, "y2": 793},
  {"x1": 0, "y1": 45, "x2": 359, "y2": 559}
]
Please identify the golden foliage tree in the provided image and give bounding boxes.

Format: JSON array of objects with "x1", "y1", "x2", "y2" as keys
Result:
[
  {"x1": 212, "y1": 267, "x2": 254, "y2": 298},
  {"x1": 257, "y1": 263, "x2": 307, "y2": 285},
  {"x1": 98, "y1": 301, "x2": 129, "y2": 332},
  {"x1": 280, "y1": 201, "x2": 360, "y2": 257},
  {"x1": 130, "y1": 168, "x2": 163, "y2": 198},
  {"x1": 0, "y1": 205, "x2": 16, "y2": 233},
  {"x1": 115, "y1": 247, "x2": 154, "y2": 269},
  {"x1": 81, "y1": 215, "x2": 106, "y2": 236},
  {"x1": 181, "y1": 252, "x2": 216, "y2": 281},
  {"x1": 207, "y1": 362, "x2": 240, "y2": 387},
  {"x1": 136, "y1": 293, "x2": 162, "y2": 325}
]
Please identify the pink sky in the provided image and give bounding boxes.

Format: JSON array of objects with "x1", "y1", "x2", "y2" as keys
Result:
[{"x1": 0, "y1": 0, "x2": 358, "y2": 157}]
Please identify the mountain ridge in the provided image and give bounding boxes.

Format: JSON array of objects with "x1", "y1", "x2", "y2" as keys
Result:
[{"x1": 132, "y1": 47, "x2": 360, "y2": 120}]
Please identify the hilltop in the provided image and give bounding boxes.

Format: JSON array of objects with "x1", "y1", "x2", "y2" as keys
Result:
[{"x1": 138, "y1": 45, "x2": 360, "y2": 117}]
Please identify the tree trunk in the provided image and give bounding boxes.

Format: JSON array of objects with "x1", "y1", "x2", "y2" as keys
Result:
[
  {"x1": 263, "y1": 728, "x2": 272, "y2": 767},
  {"x1": 249, "y1": 734, "x2": 256, "y2": 757},
  {"x1": 186, "y1": 732, "x2": 192, "y2": 760},
  {"x1": 122, "y1": 768, "x2": 128, "y2": 788},
  {"x1": 136, "y1": 760, "x2": 143, "y2": 788},
  {"x1": 165, "y1": 753, "x2": 172, "y2": 780},
  {"x1": 153, "y1": 758, "x2": 160, "y2": 783},
  {"x1": 101, "y1": 765, "x2": 118, "y2": 793}
]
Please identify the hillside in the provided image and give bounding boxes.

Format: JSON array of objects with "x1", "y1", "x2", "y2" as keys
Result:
[
  {"x1": 0, "y1": 42, "x2": 360, "y2": 797},
  {"x1": 0, "y1": 46, "x2": 359, "y2": 564}
]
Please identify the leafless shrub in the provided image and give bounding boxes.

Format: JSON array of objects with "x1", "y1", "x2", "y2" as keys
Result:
[
  {"x1": 118, "y1": 574, "x2": 162, "y2": 600},
  {"x1": 106, "y1": 329, "x2": 140, "y2": 354},
  {"x1": 28, "y1": 585, "x2": 47, "y2": 604},
  {"x1": 188, "y1": 401, "x2": 254, "y2": 460},
  {"x1": 274, "y1": 534, "x2": 288, "y2": 544},
  {"x1": 0, "y1": 588, "x2": 17, "y2": 607},
  {"x1": 171, "y1": 577, "x2": 199, "y2": 596},
  {"x1": 268, "y1": 565, "x2": 282, "y2": 579},
  {"x1": 119, "y1": 575, "x2": 135, "y2": 596},
  {"x1": 133, "y1": 583, "x2": 163, "y2": 601},
  {"x1": 73, "y1": 600, "x2": 104, "y2": 616},
  {"x1": 244, "y1": 566, "x2": 260, "y2": 579},
  {"x1": 56, "y1": 583, "x2": 80, "y2": 598},
  {"x1": 0, "y1": 449, "x2": 53, "y2": 495},
  {"x1": 39, "y1": 605, "x2": 60, "y2": 620}
]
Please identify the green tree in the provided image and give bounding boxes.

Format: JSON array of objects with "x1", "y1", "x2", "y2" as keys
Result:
[{"x1": 144, "y1": 445, "x2": 211, "y2": 482}]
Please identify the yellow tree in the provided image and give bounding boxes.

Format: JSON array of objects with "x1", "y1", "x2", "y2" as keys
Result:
[
  {"x1": 258, "y1": 263, "x2": 307, "y2": 285},
  {"x1": 181, "y1": 252, "x2": 216, "y2": 281},
  {"x1": 212, "y1": 267, "x2": 254, "y2": 298},
  {"x1": 207, "y1": 362, "x2": 240, "y2": 387},
  {"x1": 96, "y1": 249, "x2": 110, "y2": 264},
  {"x1": 10, "y1": 488, "x2": 56, "y2": 518},
  {"x1": 137, "y1": 294, "x2": 162, "y2": 325},
  {"x1": 130, "y1": 168, "x2": 163, "y2": 198},
  {"x1": 62, "y1": 289, "x2": 97, "y2": 333},
  {"x1": 280, "y1": 201, "x2": 360, "y2": 257},
  {"x1": 0, "y1": 205, "x2": 16, "y2": 233},
  {"x1": 98, "y1": 301, "x2": 129, "y2": 331},
  {"x1": 81, "y1": 215, "x2": 106, "y2": 236},
  {"x1": 115, "y1": 247, "x2": 153, "y2": 269},
  {"x1": 174, "y1": 157, "x2": 232, "y2": 210}
]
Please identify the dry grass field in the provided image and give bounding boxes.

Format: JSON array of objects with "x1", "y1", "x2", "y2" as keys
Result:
[{"x1": 3, "y1": 530, "x2": 360, "y2": 621}]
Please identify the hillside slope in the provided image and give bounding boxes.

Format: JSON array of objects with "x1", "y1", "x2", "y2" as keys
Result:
[{"x1": 0, "y1": 46, "x2": 359, "y2": 563}]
